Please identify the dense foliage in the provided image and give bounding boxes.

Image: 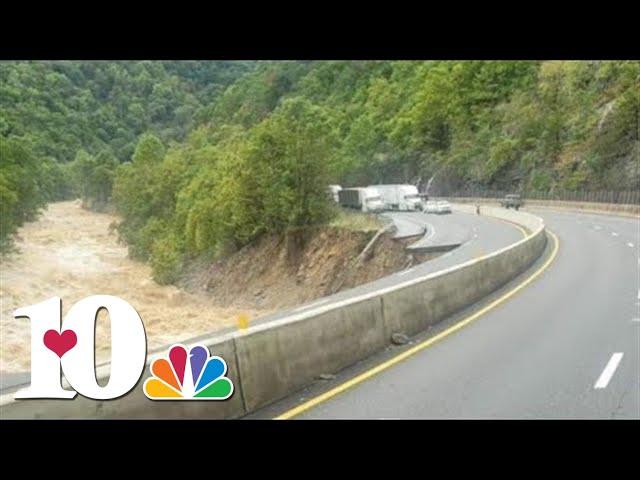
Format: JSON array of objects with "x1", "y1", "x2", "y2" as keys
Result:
[
  {"x1": 0, "y1": 61, "x2": 254, "y2": 162},
  {"x1": 0, "y1": 135, "x2": 60, "y2": 251},
  {"x1": 199, "y1": 61, "x2": 638, "y2": 192},
  {"x1": 0, "y1": 61, "x2": 253, "y2": 249},
  {"x1": 113, "y1": 98, "x2": 338, "y2": 283},
  {"x1": 2, "y1": 61, "x2": 638, "y2": 278}
]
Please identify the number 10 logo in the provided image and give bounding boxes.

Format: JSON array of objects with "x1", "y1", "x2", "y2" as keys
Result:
[{"x1": 14, "y1": 295, "x2": 146, "y2": 400}]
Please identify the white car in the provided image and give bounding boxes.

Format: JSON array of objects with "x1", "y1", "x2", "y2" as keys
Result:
[
  {"x1": 436, "y1": 200, "x2": 452, "y2": 214},
  {"x1": 424, "y1": 201, "x2": 440, "y2": 214},
  {"x1": 424, "y1": 200, "x2": 452, "y2": 214}
]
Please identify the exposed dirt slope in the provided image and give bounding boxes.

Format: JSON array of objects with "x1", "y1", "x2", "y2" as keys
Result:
[{"x1": 186, "y1": 227, "x2": 417, "y2": 311}]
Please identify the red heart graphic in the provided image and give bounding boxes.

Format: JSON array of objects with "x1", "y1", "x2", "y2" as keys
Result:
[{"x1": 43, "y1": 329, "x2": 77, "y2": 358}]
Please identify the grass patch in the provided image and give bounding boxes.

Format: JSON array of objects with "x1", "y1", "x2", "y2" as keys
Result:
[{"x1": 329, "y1": 208, "x2": 384, "y2": 232}]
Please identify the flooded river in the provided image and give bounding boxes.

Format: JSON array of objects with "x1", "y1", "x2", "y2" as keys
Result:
[{"x1": 0, "y1": 201, "x2": 266, "y2": 374}]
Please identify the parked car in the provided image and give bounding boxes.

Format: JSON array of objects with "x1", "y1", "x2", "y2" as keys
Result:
[
  {"x1": 368, "y1": 184, "x2": 423, "y2": 211},
  {"x1": 500, "y1": 194, "x2": 524, "y2": 210},
  {"x1": 338, "y1": 187, "x2": 385, "y2": 213}
]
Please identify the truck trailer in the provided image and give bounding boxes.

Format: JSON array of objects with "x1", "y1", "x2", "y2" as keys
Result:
[
  {"x1": 327, "y1": 184, "x2": 342, "y2": 203},
  {"x1": 369, "y1": 184, "x2": 423, "y2": 211},
  {"x1": 338, "y1": 187, "x2": 384, "y2": 213}
]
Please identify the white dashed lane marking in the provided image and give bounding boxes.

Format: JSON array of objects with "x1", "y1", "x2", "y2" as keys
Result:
[{"x1": 594, "y1": 353, "x2": 624, "y2": 389}]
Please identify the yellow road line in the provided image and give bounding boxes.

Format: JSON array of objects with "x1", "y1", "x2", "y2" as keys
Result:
[
  {"x1": 275, "y1": 230, "x2": 560, "y2": 420},
  {"x1": 491, "y1": 216, "x2": 529, "y2": 238},
  {"x1": 509, "y1": 222, "x2": 528, "y2": 238}
]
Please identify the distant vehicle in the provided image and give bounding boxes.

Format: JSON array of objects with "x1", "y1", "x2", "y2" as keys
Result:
[
  {"x1": 424, "y1": 201, "x2": 439, "y2": 214},
  {"x1": 369, "y1": 184, "x2": 423, "y2": 211},
  {"x1": 424, "y1": 200, "x2": 451, "y2": 214},
  {"x1": 500, "y1": 194, "x2": 524, "y2": 210},
  {"x1": 436, "y1": 200, "x2": 452, "y2": 214},
  {"x1": 327, "y1": 184, "x2": 342, "y2": 203},
  {"x1": 338, "y1": 187, "x2": 384, "y2": 213}
]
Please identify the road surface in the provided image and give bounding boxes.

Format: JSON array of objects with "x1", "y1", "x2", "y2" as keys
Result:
[
  {"x1": 252, "y1": 209, "x2": 640, "y2": 419},
  {"x1": 386, "y1": 211, "x2": 471, "y2": 251}
]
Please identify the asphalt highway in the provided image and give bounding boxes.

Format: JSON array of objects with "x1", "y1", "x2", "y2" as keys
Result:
[{"x1": 255, "y1": 209, "x2": 639, "y2": 419}]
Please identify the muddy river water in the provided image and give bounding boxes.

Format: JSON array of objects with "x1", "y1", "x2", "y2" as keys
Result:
[{"x1": 0, "y1": 201, "x2": 266, "y2": 374}]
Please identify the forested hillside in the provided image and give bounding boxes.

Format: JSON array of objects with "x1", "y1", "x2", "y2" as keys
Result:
[
  {"x1": 0, "y1": 60, "x2": 254, "y2": 249},
  {"x1": 200, "y1": 60, "x2": 639, "y2": 192},
  {"x1": 2, "y1": 60, "x2": 638, "y2": 277},
  {"x1": 1, "y1": 61, "x2": 254, "y2": 162}
]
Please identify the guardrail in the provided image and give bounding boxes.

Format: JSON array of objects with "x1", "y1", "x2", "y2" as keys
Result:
[
  {"x1": 440, "y1": 189, "x2": 640, "y2": 205},
  {"x1": 0, "y1": 205, "x2": 547, "y2": 418},
  {"x1": 449, "y1": 197, "x2": 640, "y2": 217}
]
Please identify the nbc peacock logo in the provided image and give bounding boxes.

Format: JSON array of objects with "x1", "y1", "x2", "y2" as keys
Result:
[{"x1": 143, "y1": 344, "x2": 234, "y2": 400}]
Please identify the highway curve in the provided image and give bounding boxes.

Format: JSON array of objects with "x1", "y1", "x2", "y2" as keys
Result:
[{"x1": 253, "y1": 209, "x2": 639, "y2": 419}]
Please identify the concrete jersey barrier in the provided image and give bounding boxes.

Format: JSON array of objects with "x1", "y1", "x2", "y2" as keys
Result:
[{"x1": 0, "y1": 205, "x2": 547, "y2": 418}]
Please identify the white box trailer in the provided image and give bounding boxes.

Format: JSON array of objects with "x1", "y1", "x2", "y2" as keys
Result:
[
  {"x1": 327, "y1": 184, "x2": 342, "y2": 203},
  {"x1": 369, "y1": 184, "x2": 423, "y2": 211},
  {"x1": 338, "y1": 187, "x2": 384, "y2": 213}
]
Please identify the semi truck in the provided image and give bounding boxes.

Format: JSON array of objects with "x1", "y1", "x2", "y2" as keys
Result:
[
  {"x1": 369, "y1": 184, "x2": 424, "y2": 211},
  {"x1": 338, "y1": 187, "x2": 384, "y2": 213}
]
